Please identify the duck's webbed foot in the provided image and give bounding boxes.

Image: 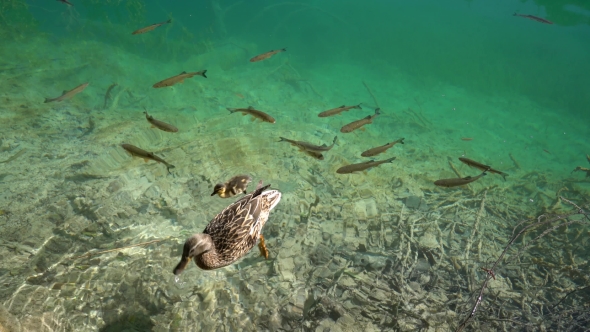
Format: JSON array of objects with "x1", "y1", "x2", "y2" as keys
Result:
[{"x1": 258, "y1": 234, "x2": 269, "y2": 259}]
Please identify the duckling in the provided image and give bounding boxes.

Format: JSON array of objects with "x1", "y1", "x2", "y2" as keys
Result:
[
  {"x1": 211, "y1": 174, "x2": 252, "y2": 198},
  {"x1": 174, "y1": 181, "x2": 281, "y2": 275}
]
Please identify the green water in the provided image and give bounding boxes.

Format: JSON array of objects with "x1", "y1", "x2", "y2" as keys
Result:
[{"x1": 1, "y1": 0, "x2": 589, "y2": 331}]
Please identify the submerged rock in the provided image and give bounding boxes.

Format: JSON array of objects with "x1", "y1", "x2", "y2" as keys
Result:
[
  {"x1": 419, "y1": 232, "x2": 438, "y2": 249},
  {"x1": 404, "y1": 196, "x2": 421, "y2": 209},
  {"x1": 0, "y1": 303, "x2": 21, "y2": 332}
]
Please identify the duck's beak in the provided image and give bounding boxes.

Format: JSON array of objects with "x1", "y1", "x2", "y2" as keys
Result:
[{"x1": 173, "y1": 256, "x2": 191, "y2": 275}]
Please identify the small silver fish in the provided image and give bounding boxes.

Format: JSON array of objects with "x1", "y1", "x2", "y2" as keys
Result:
[
  {"x1": 279, "y1": 136, "x2": 337, "y2": 153},
  {"x1": 144, "y1": 111, "x2": 178, "y2": 132},
  {"x1": 434, "y1": 171, "x2": 487, "y2": 188},
  {"x1": 340, "y1": 108, "x2": 380, "y2": 133},
  {"x1": 132, "y1": 19, "x2": 172, "y2": 35},
  {"x1": 336, "y1": 156, "x2": 395, "y2": 174},
  {"x1": 44, "y1": 82, "x2": 89, "y2": 103},
  {"x1": 302, "y1": 150, "x2": 324, "y2": 160},
  {"x1": 121, "y1": 144, "x2": 175, "y2": 174},
  {"x1": 318, "y1": 104, "x2": 362, "y2": 117},
  {"x1": 250, "y1": 48, "x2": 287, "y2": 62},
  {"x1": 228, "y1": 106, "x2": 276, "y2": 123},
  {"x1": 458, "y1": 157, "x2": 508, "y2": 180},
  {"x1": 153, "y1": 70, "x2": 207, "y2": 88},
  {"x1": 361, "y1": 138, "x2": 404, "y2": 157}
]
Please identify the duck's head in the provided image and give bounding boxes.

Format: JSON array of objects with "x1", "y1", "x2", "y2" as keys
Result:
[
  {"x1": 173, "y1": 233, "x2": 214, "y2": 275},
  {"x1": 260, "y1": 189, "x2": 282, "y2": 212},
  {"x1": 211, "y1": 183, "x2": 226, "y2": 197}
]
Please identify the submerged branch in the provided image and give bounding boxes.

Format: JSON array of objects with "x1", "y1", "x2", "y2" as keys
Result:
[
  {"x1": 456, "y1": 196, "x2": 590, "y2": 332},
  {"x1": 71, "y1": 237, "x2": 171, "y2": 260}
]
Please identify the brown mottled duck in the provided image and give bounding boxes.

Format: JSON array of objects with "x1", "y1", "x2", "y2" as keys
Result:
[{"x1": 174, "y1": 181, "x2": 281, "y2": 275}]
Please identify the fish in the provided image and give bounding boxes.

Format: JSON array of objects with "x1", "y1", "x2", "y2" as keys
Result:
[
  {"x1": 336, "y1": 156, "x2": 396, "y2": 174},
  {"x1": 228, "y1": 106, "x2": 276, "y2": 123},
  {"x1": 434, "y1": 171, "x2": 487, "y2": 188},
  {"x1": 361, "y1": 138, "x2": 404, "y2": 157},
  {"x1": 303, "y1": 150, "x2": 324, "y2": 160},
  {"x1": 340, "y1": 108, "x2": 380, "y2": 133},
  {"x1": 103, "y1": 83, "x2": 117, "y2": 109},
  {"x1": 278, "y1": 137, "x2": 326, "y2": 160},
  {"x1": 57, "y1": 0, "x2": 74, "y2": 6},
  {"x1": 279, "y1": 136, "x2": 337, "y2": 153},
  {"x1": 0, "y1": 149, "x2": 26, "y2": 164},
  {"x1": 461, "y1": 137, "x2": 473, "y2": 141},
  {"x1": 318, "y1": 104, "x2": 362, "y2": 117},
  {"x1": 458, "y1": 157, "x2": 509, "y2": 180},
  {"x1": 250, "y1": 48, "x2": 287, "y2": 62},
  {"x1": 513, "y1": 13, "x2": 553, "y2": 24},
  {"x1": 586, "y1": 154, "x2": 590, "y2": 165},
  {"x1": 144, "y1": 111, "x2": 178, "y2": 132},
  {"x1": 152, "y1": 70, "x2": 207, "y2": 88},
  {"x1": 132, "y1": 19, "x2": 172, "y2": 35},
  {"x1": 121, "y1": 144, "x2": 175, "y2": 174},
  {"x1": 44, "y1": 82, "x2": 89, "y2": 103},
  {"x1": 79, "y1": 117, "x2": 95, "y2": 138}
]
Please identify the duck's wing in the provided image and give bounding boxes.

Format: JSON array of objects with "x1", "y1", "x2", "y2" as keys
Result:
[
  {"x1": 204, "y1": 185, "x2": 270, "y2": 258},
  {"x1": 207, "y1": 183, "x2": 270, "y2": 231}
]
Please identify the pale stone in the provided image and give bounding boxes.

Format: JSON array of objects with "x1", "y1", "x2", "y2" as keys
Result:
[
  {"x1": 353, "y1": 200, "x2": 367, "y2": 219},
  {"x1": 339, "y1": 275, "x2": 356, "y2": 287},
  {"x1": 364, "y1": 198, "x2": 378, "y2": 218},
  {"x1": 280, "y1": 257, "x2": 295, "y2": 281},
  {"x1": 419, "y1": 232, "x2": 438, "y2": 249}
]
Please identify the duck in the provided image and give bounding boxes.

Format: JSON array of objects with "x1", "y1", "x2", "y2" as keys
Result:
[
  {"x1": 174, "y1": 180, "x2": 281, "y2": 275},
  {"x1": 211, "y1": 175, "x2": 252, "y2": 198}
]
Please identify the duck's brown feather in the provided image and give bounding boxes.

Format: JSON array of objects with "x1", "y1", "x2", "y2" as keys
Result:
[{"x1": 196, "y1": 184, "x2": 277, "y2": 269}]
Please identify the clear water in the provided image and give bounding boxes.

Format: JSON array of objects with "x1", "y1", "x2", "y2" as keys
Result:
[{"x1": 1, "y1": 0, "x2": 589, "y2": 331}]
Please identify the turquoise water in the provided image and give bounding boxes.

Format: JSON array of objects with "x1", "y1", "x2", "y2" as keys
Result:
[{"x1": 1, "y1": 0, "x2": 589, "y2": 331}]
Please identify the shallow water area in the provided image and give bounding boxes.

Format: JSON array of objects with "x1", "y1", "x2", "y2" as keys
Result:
[{"x1": 1, "y1": 0, "x2": 590, "y2": 331}]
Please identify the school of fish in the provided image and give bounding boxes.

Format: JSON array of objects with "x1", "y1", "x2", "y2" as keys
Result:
[{"x1": 41, "y1": 7, "x2": 565, "y2": 189}]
